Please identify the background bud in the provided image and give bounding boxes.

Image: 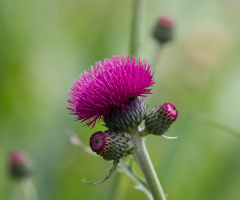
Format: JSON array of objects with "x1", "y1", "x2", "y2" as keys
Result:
[
  {"x1": 104, "y1": 97, "x2": 146, "y2": 134},
  {"x1": 9, "y1": 151, "x2": 32, "y2": 180},
  {"x1": 90, "y1": 131, "x2": 131, "y2": 161},
  {"x1": 145, "y1": 102, "x2": 178, "y2": 135},
  {"x1": 153, "y1": 16, "x2": 174, "y2": 44}
]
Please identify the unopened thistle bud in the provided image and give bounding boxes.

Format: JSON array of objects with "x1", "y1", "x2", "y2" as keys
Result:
[
  {"x1": 145, "y1": 102, "x2": 178, "y2": 135},
  {"x1": 153, "y1": 16, "x2": 174, "y2": 44},
  {"x1": 90, "y1": 131, "x2": 132, "y2": 161},
  {"x1": 9, "y1": 151, "x2": 32, "y2": 180},
  {"x1": 104, "y1": 97, "x2": 146, "y2": 133}
]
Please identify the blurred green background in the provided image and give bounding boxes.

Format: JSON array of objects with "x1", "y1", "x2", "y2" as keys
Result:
[{"x1": 1, "y1": 0, "x2": 240, "y2": 199}]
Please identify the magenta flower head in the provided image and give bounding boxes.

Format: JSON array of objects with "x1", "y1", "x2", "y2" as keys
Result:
[
  {"x1": 90, "y1": 131, "x2": 131, "y2": 161},
  {"x1": 145, "y1": 102, "x2": 178, "y2": 135},
  {"x1": 8, "y1": 151, "x2": 32, "y2": 180},
  {"x1": 67, "y1": 55, "x2": 154, "y2": 129}
]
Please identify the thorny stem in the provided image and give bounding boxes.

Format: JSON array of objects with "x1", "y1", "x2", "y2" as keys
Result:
[
  {"x1": 129, "y1": 2, "x2": 166, "y2": 197},
  {"x1": 130, "y1": 131, "x2": 166, "y2": 200}
]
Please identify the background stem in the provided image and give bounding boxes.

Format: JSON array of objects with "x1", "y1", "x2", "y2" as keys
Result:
[
  {"x1": 151, "y1": 43, "x2": 164, "y2": 70},
  {"x1": 20, "y1": 179, "x2": 38, "y2": 200},
  {"x1": 129, "y1": 0, "x2": 145, "y2": 56},
  {"x1": 194, "y1": 112, "x2": 240, "y2": 139}
]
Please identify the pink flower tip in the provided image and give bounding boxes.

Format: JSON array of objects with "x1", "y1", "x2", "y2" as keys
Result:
[
  {"x1": 162, "y1": 102, "x2": 178, "y2": 121},
  {"x1": 158, "y1": 16, "x2": 174, "y2": 28},
  {"x1": 9, "y1": 150, "x2": 32, "y2": 179},
  {"x1": 145, "y1": 102, "x2": 178, "y2": 136},
  {"x1": 67, "y1": 55, "x2": 154, "y2": 127},
  {"x1": 90, "y1": 131, "x2": 107, "y2": 153},
  {"x1": 9, "y1": 151, "x2": 27, "y2": 165}
]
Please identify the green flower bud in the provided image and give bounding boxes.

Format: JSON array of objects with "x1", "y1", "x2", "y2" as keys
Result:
[
  {"x1": 9, "y1": 151, "x2": 32, "y2": 180},
  {"x1": 104, "y1": 97, "x2": 146, "y2": 134},
  {"x1": 90, "y1": 131, "x2": 131, "y2": 161},
  {"x1": 145, "y1": 102, "x2": 178, "y2": 135},
  {"x1": 153, "y1": 16, "x2": 174, "y2": 44}
]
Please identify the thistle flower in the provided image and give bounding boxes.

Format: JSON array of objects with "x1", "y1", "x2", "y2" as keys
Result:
[
  {"x1": 145, "y1": 102, "x2": 178, "y2": 135},
  {"x1": 9, "y1": 151, "x2": 32, "y2": 180},
  {"x1": 90, "y1": 131, "x2": 131, "y2": 161},
  {"x1": 67, "y1": 55, "x2": 154, "y2": 128},
  {"x1": 153, "y1": 16, "x2": 174, "y2": 44}
]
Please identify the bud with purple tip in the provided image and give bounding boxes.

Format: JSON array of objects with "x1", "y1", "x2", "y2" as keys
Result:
[
  {"x1": 145, "y1": 102, "x2": 178, "y2": 135},
  {"x1": 90, "y1": 131, "x2": 132, "y2": 161},
  {"x1": 9, "y1": 151, "x2": 32, "y2": 180},
  {"x1": 153, "y1": 16, "x2": 174, "y2": 44}
]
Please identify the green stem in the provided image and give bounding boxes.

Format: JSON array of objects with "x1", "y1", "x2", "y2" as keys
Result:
[
  {"x1": 130, "y1": 132, "x2": 166, "y2": 200},
  {"x1": 129, "y1": 0, "x2": 145, "y2": 56},
  {"x1": 152, "y1": 43, "x2": 165, "y2": 70}
]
